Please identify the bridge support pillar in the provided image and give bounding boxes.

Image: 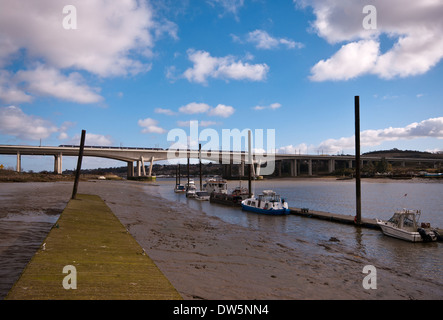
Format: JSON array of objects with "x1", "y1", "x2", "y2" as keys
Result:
[
  {"x1": 148, "y1": 156, "x2": 155, "y2": 176},
  {"x1": 308, "y1": 159, "x2": 312, "y2": 176},
  {"x1": 290, "y1": 159, "x2": 297, "y2": 177},
  {"x1": 328, "y1": 159, "x2": 335, "y2": 173},
  {"x1": 136, "y1": 160, "x2": 142, "y2": 177},
  {"x1": 348, "y1": 160, "x2": 353, "y2": 169},
  {"x1": 16, "y1": 151, "x2": 21, "y2": 173},
  {"x1": 127, "y1": 161, "x2": 134, "y2": 178},
  {"x1": 140, "y1": 156, "x2": 146, "y2": 176},
  {"x1": 54, "y1": 153, "x2": 62, "y2": 174},
  {"x1": 277, "y1": 160, "x2": 282, "y2": 177}
]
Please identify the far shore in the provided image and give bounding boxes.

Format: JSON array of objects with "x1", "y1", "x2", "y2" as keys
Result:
[{"x1": 0, "y1": 169, "x2": 441, "y2": 183}]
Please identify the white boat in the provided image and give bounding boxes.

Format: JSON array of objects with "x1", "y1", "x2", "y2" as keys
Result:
[
  {"x1": 174, "y1": 184, "x2": 186, "y2": 193},
  {"x1": 195, "y1": 191, "x2": 210, "y2": 201},
  {"x1": 376, "y1": 209, "x2": 438, "y2": 242},
  {"x1": 203, "y1": 177, "x2": 228, "y2": 194},
  {"x1": 241, "y1": 190, "x2": 290, "y2": 215},
  {"x1": 186, "y1": 182, "x2": 197, "y2": 198}
]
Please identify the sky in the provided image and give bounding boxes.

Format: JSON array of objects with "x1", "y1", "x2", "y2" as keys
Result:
[{"x1": 0, "y1": 0, "x2": 442, "y2": 171}]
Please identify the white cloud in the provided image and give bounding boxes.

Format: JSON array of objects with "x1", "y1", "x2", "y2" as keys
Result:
[
  {"x1": 0, "y1": 71, "x2": 32, "y2": 104},
  {"x1": 0, "y1": 0, "x2": 157, "y2": 77},
  {"x1": 279, "y1": 117, "x2": 443, "y2": 154},
  {"x1": 69, "y1": 133, "x2": 113, "y2": 146},
  {"x1": 297, "y1": 0, "x2": 443, "y2": 81},
  {"x1": 208, "y1": 104, "x2": 235, "y2": 118},
  {"x1": 178, "y1": 102, "x2": 236, "y2": 118},
  {"x1": 0, "y1": 106, "x2": 59, "y2": 140},
  {"x1": 15, "y1": 65, "x2": 103, "y2": 104},
  {"x1": 183, "y1": 49, "x2": 269, "y2": 84},
  {"x1": 208, "y1": 0, "x2": 245, "y2": 17},
  {"x1": 179, "y1": 102, "x2": 212, "y2": 114},
  {"x1": 247, "y1": 30, "x2": 304, "y2": 50},
  {"x1": 253, "y1": 102, "x2": 282, "y2": 111},
  {"x1": 310, "y1": 40, "x2": 380, "y2": 81},
  {"x1": 155, "y1": 108, "x2": 177, "y2": 116},
  {"x1": 138, "y1": 118, "x2": 166, "y2": 134}
]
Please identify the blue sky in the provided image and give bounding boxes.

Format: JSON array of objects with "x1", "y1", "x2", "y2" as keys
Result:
[{"x1": 0, "y1": 0, "x2": 442, "y2": 171}]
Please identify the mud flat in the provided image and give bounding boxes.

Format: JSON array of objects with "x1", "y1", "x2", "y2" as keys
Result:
[{"x1": 1, "y1": 180, "x2": 442, "y2": 300}]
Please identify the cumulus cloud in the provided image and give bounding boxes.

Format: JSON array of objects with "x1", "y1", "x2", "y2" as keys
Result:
[
  {"x1": 296, "y1": 0, "x2": 443, "y2": 81},
  {"x1": 138, "y1": 118, "x2": 166, "y2": 134},
  {"x1": 155, "y1": 108, "x2": 177, "y2": 116},
  {"x1": 208, "y1": 104, "x2": 235, "y2": 118},
  {"x1": 246, "y1": 30, "x2": 304, "y2": 50},
  {"x1": 208, "y1": 0, "x2": 245, "y2": 17},
  {"x1": 0, "y1": 106, "x2": 59, "y2": 140},
  {"x1": 279, "y1": 117, "x2": 443, "y2": 154},
  {"x1": 70, "y1": 133, "x2": 113, "y2": 146},
  {"x1": 0, "y1": 0, "x2": 155, "y2": 77},
  {"x1": 178, "y1": 102, "x2": 235, "y2": 118},
  {"x1": 0, "y1": 0, "x2": 176, "y2": 103},
  {"x1": 0, "y1": 71, "x2": 32, "y2": 103},
  {"x1": 253, "y1": 103, "x2": 282, "y2": 111},
  {"x1": 16, "y1": 65, "x2": 103, "y2": 104},
  {"x1": 183, "y1": 49, "x2": 269, "y2": 84}
]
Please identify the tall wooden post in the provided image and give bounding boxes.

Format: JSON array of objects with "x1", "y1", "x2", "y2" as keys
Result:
[
  {"x1": 199, "y1": 144, "x2": 202, "y2": 191},
  {"x1": 355, "y1": 97, "x2": 362, "y2": 225},
  {"x1": 71, "y1": 130, "x2": 86, "y2": 200},
  {"x1": 248, "y1": 130, "x2": 252, "y2": 198}
]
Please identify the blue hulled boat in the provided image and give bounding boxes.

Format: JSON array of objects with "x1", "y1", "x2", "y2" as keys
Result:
[{"x1": 241, "y1": 190, "x2": 290, "y2": 215}]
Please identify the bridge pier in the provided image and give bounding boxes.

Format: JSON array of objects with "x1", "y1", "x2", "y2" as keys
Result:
[
  {"x1": 328, "y1": 159, "x2": 335, "y2": 173},
  {"x1": 54, "y1": 153, "x2": 62, "y2": 174},
  {"x1": 127, "y1": 161, "x2": 134, "y2": 178},
  {"x1": 16, "y1": 151, "x2": 21, "y2": 173},
  {"x1": 148, "y1": 156, "x2": 155, "y2": 176},
  {"x1": 308, "y1": 159, "x2": 312, "y2": 176},
  {"x1": 290, "y1": 159, "x2": 297, "y2": 177}
]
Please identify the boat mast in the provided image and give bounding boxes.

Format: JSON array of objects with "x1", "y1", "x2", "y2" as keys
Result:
[
  {"x1": 248, "y1": 130, "x2": 252, "y2": 198},
  {"x1": 199, "y1": 143, "x2": 202, "y2": 191},
  {"x1": 187, "y1": 149, "x2": 190, "y2": 190}
]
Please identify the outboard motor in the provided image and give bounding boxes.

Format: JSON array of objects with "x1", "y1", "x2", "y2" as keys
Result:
[{"x1": 417, "y1": 228, "x2": 437, "y2": 242}]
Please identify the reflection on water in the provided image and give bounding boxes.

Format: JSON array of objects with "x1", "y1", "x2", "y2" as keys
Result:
[
  {"x1": 0, "y1": 211, "x2": 59, "y2": 299},
  {"x1": 154, "y1": 178, "x2": 443, "y2": 285}
]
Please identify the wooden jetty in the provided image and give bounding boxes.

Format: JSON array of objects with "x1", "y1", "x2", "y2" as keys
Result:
[
  {"x1": 6, "y1": 194, "x2": 182, "y2": 300},
  {"x1": 289, "y1": 207, "x2": 380, "y2": 229}
]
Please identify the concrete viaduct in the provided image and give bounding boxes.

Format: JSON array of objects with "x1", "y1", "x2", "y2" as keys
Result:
[{"x1": 0, "y1": 145, "x2": 441, "y2": 178}]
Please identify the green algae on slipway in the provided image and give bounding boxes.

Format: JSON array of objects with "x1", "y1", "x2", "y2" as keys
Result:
[{"x1": 6, "y1": 194, "x2": 182, "y2": 300}]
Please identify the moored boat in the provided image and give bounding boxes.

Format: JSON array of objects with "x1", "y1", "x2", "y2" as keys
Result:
[
  {"x1": 195, "y1": 191, "x2": 210, "y2": 201},
  {"x1": 210, "y1": 186, "x2": 250, "y2": 207},
  {"x1": 241, "y1": 190, "x2": 290, "y2": 215},
  {"x1": 174, "y1": 184, "x2": 186, "y2": 193},
  {"x1": 376, "y1": 209, "x2": 439, "y2": 242},
  {"x1": 203, "y1": 176, "x2": 228, "y2": 194}
]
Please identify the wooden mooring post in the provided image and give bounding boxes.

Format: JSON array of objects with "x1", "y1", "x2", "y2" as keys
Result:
[
  {"x1": 71, "y1": 130, "x2": 86, "y2": 200},
  {"x1": 355, "y1": 96, "x2": 362, "y2": 225}
]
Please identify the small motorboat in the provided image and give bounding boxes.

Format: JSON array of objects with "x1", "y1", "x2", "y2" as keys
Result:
[
  {"x1": 241, "y1": 190, "x2": 290, "y2": 215},
  {"x1": 195, "y1": 191, "x2": 210, "y2": 201},
  {"x1": 186, "y1": 184, "x2": 197, "y2": 198},
  {"x1": 174, "y1": 184, "x2": 186, "y2": 193},
  {"x1": 376, "y1": 209, "x2": 439, "y2": 242}
]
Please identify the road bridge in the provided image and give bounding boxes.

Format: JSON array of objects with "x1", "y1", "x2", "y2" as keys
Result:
[{"x1": 0, "y1": 145, "x2": 441, "y2": 178}]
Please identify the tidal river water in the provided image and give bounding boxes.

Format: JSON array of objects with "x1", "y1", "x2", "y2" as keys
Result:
[
  {"x1": 156, "y1": 177, "x2": 443, "y2": 289},
  {"x1": 0, "y1": 178, "x2": 442, "y2": 299}
]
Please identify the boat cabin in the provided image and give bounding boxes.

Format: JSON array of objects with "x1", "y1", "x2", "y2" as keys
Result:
[{"x1": 387, "y1": 210, "x2": 421, "y2": 231}]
